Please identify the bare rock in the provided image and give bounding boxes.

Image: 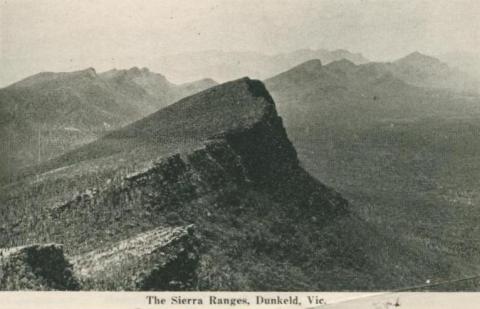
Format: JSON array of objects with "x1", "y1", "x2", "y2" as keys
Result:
[{"x1": 71, "y1": 225, "x2": 198, "y2": 290}]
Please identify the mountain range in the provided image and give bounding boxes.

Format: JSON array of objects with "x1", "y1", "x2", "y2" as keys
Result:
[
  {"x1": 386, "y1": 52, "x2": 479, "y2": 93},
  {"x1": 0, "y1": 67, "x2": 216, "y2": 181},
  {"x1": 154, "y1": 50, "x2": 478, "y2": 94},
  {"x1": 265, "y1": 57, "x2": 480, "y2": 289},
  {"x1": 151, "y1": 49, "x2": 369, "y2": 84}
]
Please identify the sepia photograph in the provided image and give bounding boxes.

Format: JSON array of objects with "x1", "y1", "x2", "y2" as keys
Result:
[{"x1": 1, "y1": 0, "x2": 480, "y2": 307}]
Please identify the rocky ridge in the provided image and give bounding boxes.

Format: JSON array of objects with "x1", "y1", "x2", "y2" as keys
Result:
[{"x1": 72, "y1": 225, "x2": 199, "y2": 290}]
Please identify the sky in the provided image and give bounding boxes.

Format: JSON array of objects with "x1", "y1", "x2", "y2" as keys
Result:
[{"x1": 1, "y1": 0, "x2": 480, "y2": 86}]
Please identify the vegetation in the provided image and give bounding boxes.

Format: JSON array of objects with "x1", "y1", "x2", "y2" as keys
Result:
[
  {"x1": 266, "y1": 58, "x2": 480, "y2": 290},
  {"x1": 0, "y1": 67, "x2": 216, "y2": 181}
]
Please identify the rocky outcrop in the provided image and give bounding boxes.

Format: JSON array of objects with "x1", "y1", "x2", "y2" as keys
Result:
[
  {"x1": 72, "y1": 225, "x2": 199, "y2": 291},
  {"x1": 0, "y1": 244, "x2": 79, "y2": 290}
]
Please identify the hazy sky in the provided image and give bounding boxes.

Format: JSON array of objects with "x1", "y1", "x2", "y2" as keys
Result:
[{"x1": 1, "y1": 0, "x2": 479, "y2": 86}]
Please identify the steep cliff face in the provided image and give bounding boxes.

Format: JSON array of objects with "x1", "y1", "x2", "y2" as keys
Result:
[{"x1": 0, "y1": 78, "x2": 420, "y2": 290}]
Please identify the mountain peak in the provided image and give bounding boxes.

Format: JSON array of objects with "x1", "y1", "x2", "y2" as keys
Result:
[
  {"x1": 125, "y1": 66, "x2": 151, "y2": 77},
  {"x1": 128, "y1": 66, "x2": 142, "y2": 75},
  {"x1": 77, "y1": 67, "x2": 97, "y2": 78},
  {"x1": 176, "y1": 78, "x2": 218, "y2": 93},
  {"x1": 410, "y1": 51, "x2": 424, "y2": 57},
  {"x1": 108, "y1": 77, "x2": 276, "y2": 141},
  {"x1": 196, "y1": 77, "x2": 217, "y2": 85},
  {"x1": 395, "y1": 51, "x2": 444, "y2": 66},
  {"x1": 286, "y1": 59, "x2": 323, "y2": 75},
  {"x1": 326, "y1": 58, "x2": 357, "y2": 72},
  {"x1": 8, "y1": 68, "x2": 98, "y2": 88},
  {"x1": 99, "y1": 67, "x2": 170, "y2": 87},
  {"x1": 127, "y1": 66, "x2": 150, "y2": 73},
  {"x1": 299, "y1": 58, "x2": 322, "y2": 67}
]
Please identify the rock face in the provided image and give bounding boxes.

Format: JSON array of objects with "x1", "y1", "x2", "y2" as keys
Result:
[
  {"x1": 72, "y1": 225, "x2": 199, "y2": 291},
  {"x1": 0, "y1": 244, "x2": 79, "y2": 290},
  {"x1": 0, "y1": 78, "x2": 413, "y2": 290}
]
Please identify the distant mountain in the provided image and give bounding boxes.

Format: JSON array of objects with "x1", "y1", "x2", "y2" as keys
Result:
[
  {"x1": 152, "y1": 49, "x2": 369, "y2": 84},
  {"x1": 0, "y1": 68, "x2": 217, "y2": 180},
  {"x1": 175, "y1": 78, "x2": 218, "y2": 96},
  {"x1": 289, "y1": 52, "x2": 479, "y2": 94},
  {"x1": 386, "y1": 52, "x2": 479, "y2": 93},
  {"x1": 99, "y1": 67, "x2": 178, "y2": 106},
  {"x1": 2, "y1": 78, "x2": 434, "y2": 290},
  {"x1": 265, "y1": 59, "x2": 480, "y2": 290},
  {"x1": 266, "y1": 59, "x2": 415, "y2": 130}
]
